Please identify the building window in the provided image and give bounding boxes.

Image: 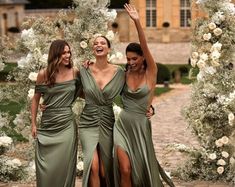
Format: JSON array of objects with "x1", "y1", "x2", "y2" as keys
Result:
[
  {"x1": 180, "y1": 0, "x2": 191, "y2": 27},
  {"x1": 146, "y1": 0, "x2": 156, "y2": 27}
]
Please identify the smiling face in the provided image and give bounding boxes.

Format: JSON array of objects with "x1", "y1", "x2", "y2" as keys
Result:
[
  {"x1": 60, "y1": 45, "x2": 71, "y2": 66},
  {"x1": 126, "y1": 51, "x2": 145, "y2": 72},
  {"x1": 93, "y1": 36, "x2": 110, "y2": 57}
]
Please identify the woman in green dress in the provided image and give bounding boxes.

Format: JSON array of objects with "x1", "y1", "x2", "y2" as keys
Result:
[
  {"x1": 31, "y1": 39, "x2": 81, "y2": 187},
  {"x1": 79, "y1": 36, "x2": 125, "y2": 187},
  {"x1": 113, "y1": 4, "x2": 175, "y2": 187}
]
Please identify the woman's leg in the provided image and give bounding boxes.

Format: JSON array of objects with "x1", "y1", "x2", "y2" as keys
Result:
[
  {"x1": 89, "y1": 149, "x2": 100, "y2": 187},
  {"x1": 117, "y1": 146, "x2": 132, "y2": 187}
]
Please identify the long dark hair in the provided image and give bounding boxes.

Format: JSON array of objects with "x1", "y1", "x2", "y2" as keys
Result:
[
  {"x1": 125, "y1": 42, "x2": 147, "y2": 71},
  {"x1": 46, "y1": 39, "x2": 72, "y2": 85}
]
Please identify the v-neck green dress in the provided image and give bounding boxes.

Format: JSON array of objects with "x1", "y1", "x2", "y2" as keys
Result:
[
  {"x1": 113, "y1": 84, "x2": 175, "y2": 187},
  {"x1": 79, "y1": 66, "x2": 125, "y2": 187},
  {"x1": 34, "y1": 78, "x2": 81, "y2": 187}
]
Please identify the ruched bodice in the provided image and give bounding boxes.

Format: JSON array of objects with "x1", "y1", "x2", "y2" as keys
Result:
[{"x1": 79, "y1": 66, "x2": 125, "y2": 187}]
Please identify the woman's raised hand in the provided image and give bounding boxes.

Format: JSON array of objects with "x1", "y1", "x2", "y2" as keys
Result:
[{"x1": 124, "y1": 3, "x2": 139, "y2": 21}]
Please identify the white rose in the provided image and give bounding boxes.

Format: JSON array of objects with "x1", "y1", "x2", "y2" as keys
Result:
[
  {"x1": 190, "y1": 58, "x2": 197, "y2": 67},
  {"x1": 221, "y1": 136, "x2": 229, "y2": 145},
  {"x1": 191, "y1": 52, "x2": 199, "y2": 59},
  {"x1": 28, "y1": 72, "x2": 38, "y2": 82},
  {"x1": 211, "y1": 42, "x2": 222, "y2": 52},
  {"x1": 28, "y1": 88, "x2": 35, "y2": 100},
  {"x1": 203, "y1": 33, "x2": 212, "y2": 41},
  {"x1": 80, "y1": 41, "x2": 88, "y2": 49},
  {"x1": 211, "y1": 50, "x2": 221, "y2": 60},
  {"x1": 221, "y1": 151, "x2": 229, "y2": 158},
  {"x1": 208, "y1": 22, "x2": 217, "y2": 30},
  {"x1": 213, "y1": 28, "x2": 223, "y2": 36},
  {"x1": 211, "y1": 59, "x2": 220, "y2": 67},
  {"x1": 105, "y1": 30, "x2": 115, "y2": 41},
  {"x1": 217, "y1": 159, "x2": 226, "y2": 166},
  {"x1": 0, "y1": 136, "x2": 13, "y2": 147},
  {"x1": 230, "y1": 157, "x2": 235, "y2": 165},
  {"x1": 217, "y1": 166, "x2": 224, "y2": 174},
  {"x1": 200, "y1": 53, "x2": 208, "y2": 61},
  {"x1": 208, "y1": 153, "x2": 217, "y2": 160},
  {"x1": 77, "y1": 161, "x2": 84, "y2": 171},
  {"x1": 228, "y1": 113, "x2": 234, "y2": 126},
  {"x1": 40, "y1": 54, "x2": 48, "y2": 65},
  {"x1": 93, "y1": 33, "x2": 102, "y2": 39},
  {"x1": 215, "y1": 139, "x2": 223, "y2": 147},
  {"x1": 197, "y1": 59, "x2": 206, "y2": 69},
  {"x1": 204, "y1": 66, "x2": 216, "y2": 75}
]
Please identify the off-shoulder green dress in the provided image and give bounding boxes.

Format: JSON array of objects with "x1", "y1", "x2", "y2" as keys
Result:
[
  {"x1": 79, "y1": 66, "x2": 125, "y2": 187},
  {"x1": 34, "y1": 78, "x2": 81, "y2": 187},
  {"x1": 113, "y1": 84, "x2": 175, "y2": 187}
]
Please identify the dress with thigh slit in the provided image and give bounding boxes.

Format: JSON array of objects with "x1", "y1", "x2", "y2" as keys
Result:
[
  {"x1": 79, "y1": 66, "x2": 125, "y2": 187},
  {"x1": 34, "y1": 78, "x2": 81, "y2": 187},
  {"x1": 113, "y1": 83, "x2": 175, "y2": 187}
]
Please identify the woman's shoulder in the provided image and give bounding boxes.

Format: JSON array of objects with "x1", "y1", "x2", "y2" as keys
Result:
[{"x1": 36, "y1": 68, "x2": 47, "y2": 84}]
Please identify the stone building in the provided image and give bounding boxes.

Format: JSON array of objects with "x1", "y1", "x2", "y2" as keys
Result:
[{"x1": 0, "y1": 0, "x2": 28, "y2": 36}]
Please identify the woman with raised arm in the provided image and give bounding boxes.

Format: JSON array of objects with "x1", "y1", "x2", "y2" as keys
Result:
[
  {"x1": 79, "y1": 35, "x2": 125, "y2": 187},
  {"x1": 113, "y1": 4, "x2": 175, "y2": 187},
  {"x1": 31, "y1": 39, "x2": 81, "y2": 187}
]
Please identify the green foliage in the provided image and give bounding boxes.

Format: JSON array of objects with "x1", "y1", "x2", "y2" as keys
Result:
[{"x1": 156, "y1": 63, "x2": 171, "y2": 84}]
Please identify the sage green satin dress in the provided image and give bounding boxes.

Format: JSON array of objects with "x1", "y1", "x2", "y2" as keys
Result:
[
  {"x1": 79, "y1": 66, "x2": 125, "y2": 187},
  {"x1": 113, "y1": 84, "x2": 175, "y2": 187},
  {"x1": 35, "y1": 78, "x2": 81, "y2": 187}
]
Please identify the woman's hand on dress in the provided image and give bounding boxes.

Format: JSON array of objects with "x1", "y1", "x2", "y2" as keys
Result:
[
  {"x1": 146, "y1": 105, "x2": 155, "y2": 119},
  {"x1": 31, "y1": 124, "x2": 37, "y2": 139},
  {"x1": 39, "y1": 104, "x2": 46, "y2": 111},
  {"x1": 124, "y1": 3, "x2": 139, "y2": 21},
  {"x1": 82, "y1": 60, "x2": 94, "y2": 69}
]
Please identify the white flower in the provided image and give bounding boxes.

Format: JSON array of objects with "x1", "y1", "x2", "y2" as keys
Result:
[
  {"x1": 211, "y1": 59, "x2": 220, "y2": 67},
  {"x1": 204, "y1": 66, "x2": 216, "y2": 75},
  {"x1": 105, "y1": 30, "x2": 115, "y2": 41},
  {"x1": 77, "y1": 161, "x2": 84, "y2": 171},
  {"x1": 28, "y1": 89, "x2": 35, "y2": 100},
  {"x1": 203, "y1": 33, "x2": 211, "y2": 41},
  {"x1": 39, "y1": 54, "x2": 48, "y2": 65},
  {"x1": 17, "y1": 53, "x2": 33, "y2": 68},
  {"x1": 6, "y1": 158, "x2": 22, "y2": 168},
  {"x1": 208, "y1": 22, "x2": 217, "y2": 30},
  {"x1": 80, "y1": 41, "x2": 88, "y2": 49},
  {"x1": 115, "y1": 52, "x2": 123, "y2": 60},
  {"x1": 0, "y1": 136, "x2": 13, "y2": 147},
  {"x1": 113, "y1": 104, "x2": 122, "y2": 119},
  {"x1": 208, "y1": 153, "x2": 217, "y2": 160},
  {"x1": 197, "y1": 59, "x2": 206, "y2": 69},
  {"x1": 217, "y1": 159, "x2": 226, "y2": 166},
  {"x1": 217, "y1": 166, "x2": 224, "y2": 174},
  {"x1": 93, "y1": 33, "x2": 102, "y2": 39},
  {"x1": 200, "y1": 53, "x2": 208, "y2": 61},
  {"x1": 190, "y1": 58, "x2": 197, "y2": 67},
  {"x1": 228, "y1": 113, "x2": 234, "y2": 126},
  {"x1": 215, "y1": 139, "x2": 223, "y2": 147},
  {"x1": 28, "y1": 72, "x2": 38, "y2": 82},
  {"x1": 0, "y1": 61, "x2": 5, "y2": 71},
  {"x1": 212, "y1": 11, "x2": 225, "y2": 24},
  {"x1": 191, "y1": 52, "x2": 199, "y2": 59},
  {"x1": 221, "y1": 151, "x2": 229, "y2": 158},
  {"x1": 210, "y1": 50, "x2": 221, "y2": 60},
  {"x1": 106, "y1": 9, "x2": 117, "y2": 21},
  {"x1": 213, "y1": 28, "x2": 223, "y2": 36},
  {"x1": 197, "y1": 71, "x2": 205, "y2": 81},
  {"x1": 21, "y1": 28, "x2": 35, "y2": 40},
  {"x1": 211, "y1": 42, "x2": 222, "y2": 52},
  {"x1": 221, "y1": 136, "x2": 229, "y2": 145},
  {"x1": 230, "y1": 157, "x2": 235, "y2": 165}
]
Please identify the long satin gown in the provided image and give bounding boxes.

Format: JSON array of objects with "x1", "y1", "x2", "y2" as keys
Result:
[
  {"x1": 113, "y1": 84, "x2": 175, "y2": 187},
  {"x1": 34, "y1": 78, "x2": 81, "y2": 187},
  {"x1": 79, "y1": 66, "x2": 125, "y2": 187}
]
